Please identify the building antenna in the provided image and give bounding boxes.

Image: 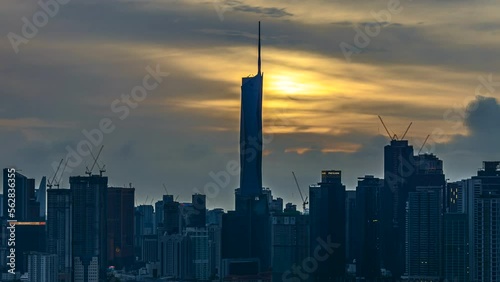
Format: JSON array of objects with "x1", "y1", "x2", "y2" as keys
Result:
[{"x1": 258, "y1": 21, "x2": 261, "y2": 75}]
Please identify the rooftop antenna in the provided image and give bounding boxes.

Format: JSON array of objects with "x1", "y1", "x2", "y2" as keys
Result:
[{"x1": 258, "y1": 21, "x2": 261, "y2": 75}]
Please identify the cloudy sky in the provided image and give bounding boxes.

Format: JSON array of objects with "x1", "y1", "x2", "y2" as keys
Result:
[{"x1": 1, "y1": 0, "x2": 500, "y2": 210}]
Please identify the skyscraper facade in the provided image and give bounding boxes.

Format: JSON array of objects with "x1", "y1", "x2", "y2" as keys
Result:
[
  {"x1": 309, "y1": 170, "x2": 346, "y2": 281},
  {"x1": 107, "y1": 187, "x2": 135, "y2": 269},
  {"x1": 404, "y1": 154, "x2": 445, "y2": 280},
  {"x1": 380, "y1": 140, "x2": 415, "y2": 278},
  {"x1": 239, "y1": 22, "x2": 263, "y2": 198},
  {"x1": 465, "y1": 161, "x2": 500, "y2": 282},
  {"x1": 70, "y1": 175, "x2": 108, "y2": 282},
  {"x1": 356, "y1": 175, "x2": 383, "y2": 280},
  {"x1": 221, "y1": 22, "x2": 272, "y2": 280},
  {"x1": 47, "y1": 188, "x2": 72, "y2": 278}
]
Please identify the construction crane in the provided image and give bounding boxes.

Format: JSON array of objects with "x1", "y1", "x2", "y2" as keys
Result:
[
  {"x1": 378, "y1": 115, "x2": 412, "y2": 141},
  {"x1": 85, "y1": 145, "x2": 104, "y2": 176},
  {"x1": 47, "y1": 159, "x2": 63, "y2": 189},
  {"x1": 401, "y1": 122, "x2": 413, "y2": 140},
  {"x1": 90, "y1": 146, "x2": 106, "y2": 176},
  {"x1": 163, "y1": 183, "x2": 169, "y2": 195},
  {"x1": 418, "y1": 134, "x2": 431, "y2": 154},
  {"x1": 54, "y1": 159, "x2": 69, "y2": 188},
  {"x1": 292, "y1": 171, "x2": 309, "y2": 212},
  {"x1": 378, "y1": 115, "x2": 396, "y2": 140}
]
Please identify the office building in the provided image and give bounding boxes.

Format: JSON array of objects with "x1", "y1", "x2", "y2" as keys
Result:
[
  {"x1": 404, "y1": 154, "x2": 445, "y2": 280},
  {"x1": 465, "y1": 161, "x2": 500, "y2": 282},
  {"x1": 107, "y1": 187, "x2": 135, "y2": 269},
  {"x1": 443, "y1": 213, "x2": 469, "y2": 282},
  {"x1": 271, "y1": 203, "x2": 309, "y2": 282},
  {"x1": 309, "y1": 170, "x2": 346, "y2": 281},
  {"x1": 356, "y1": 175, "x2": 383, "y2": 280},
  {"x1": 380, "y1": 139, "x2": 415, "y2": 278},
  {"x1": 47, "y1": 188, "x2": 72, "y2": 276},
  {"x1": 70, "y1": 175, "x2": 108, "y2": 282}
]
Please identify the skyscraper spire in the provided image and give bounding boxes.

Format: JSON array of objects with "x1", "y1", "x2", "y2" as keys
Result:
[{"x1": 258, "y1": 21, "x2": 261, "y2": 75}]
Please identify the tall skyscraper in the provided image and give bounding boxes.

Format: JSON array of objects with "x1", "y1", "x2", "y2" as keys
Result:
[
  {"x1": 239, "y1": 21, "x2": 263, "y2": 198},
  {"x1": 47, "y1": 188, "x2": 72, "y2": 279},
  {"x1": 107, "y1": 187, "x2": 135, "y2": 269},
  {"x1": 380, "y1": 140, "x2": 415, "y2": 278},
  {"x1": 443, "y1": 213, "x2": 469, "y2": 282},
  {"x1": 356, "y1": 175, "x2": 383, "y2": 280},
  {"x1": 221, "y1": 22, "x2": 272, "y2": 281},
  {"x1": 70, "y1": 175, "x2": 108, "y2": 282},
  {"x1": 464, "y1": 161, "x2": 500, "y2": 282},
  {"x1": 404, "y1": 153, "x2": 445, "y2": 280},
  {"x1": 309, "y1": 170, "x2": 346, "y2": 281}
]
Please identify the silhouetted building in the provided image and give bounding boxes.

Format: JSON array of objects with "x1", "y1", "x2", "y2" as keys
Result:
[
  {"x1": 356, "y1": 175, "x2": 383, "y2": 280},
  {"x1": 107, "y1": 187, "x2": 135, "y2": 269},
  {"x1": 47, "y1": 188, "x2": 72, "y2": 276},
  {"x1": 404, "y1": 154, "x2": 445, "y2": 280},
  {"x1": 142, "y1": 234, "x2": 158, "y2": 263},
  {"x1": 465, "y1": 161, "x2": 500, "y2": 282},
  {"x1": 346, "y1": 190, "x2": 358, "y2": 264},
  {"x1": 135, "y1": 204, "x2": 154, "y2": 261},
  {"x1": 221, "y1": 23, "x2": 272, "y2": 280},
  {"x1": 70, "y1": 175, "x2": 108, "y2": 282},
  {"x1": 271, "y1": 203, "x2": 309, "y2": 282},
  {"x1": 443, "y1": 213, "x2": 469, "y2": 282},
  {"x1": 309, "y1": 170, "x2": 346, "y2": 281},
  {"x1": 163, "y1": 197, "x2": 180, "y2": 235},
  {"x1": 27, "y1": 252, "x2": 58, "y2": 282},
  {"x1": 380, "y1": 140, "x2": 415, "y2": 278},
  {"x1": 37, "y1": 176, "x2": 47, "y2": 219}
]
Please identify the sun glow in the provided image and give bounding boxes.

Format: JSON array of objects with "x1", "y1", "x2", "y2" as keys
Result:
[{"x1": 268, "y1": 75, "x2": 310, "y2": 95}]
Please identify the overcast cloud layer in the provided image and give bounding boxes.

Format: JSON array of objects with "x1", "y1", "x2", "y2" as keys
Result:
[{"x1": 1, "y1": 0, "x2": 500, "y2": 210}]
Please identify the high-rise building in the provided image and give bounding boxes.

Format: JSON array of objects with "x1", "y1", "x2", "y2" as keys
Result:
[
  {"x1": 142, "y1": 234, "x2": 158, "y2": 263},
  {"x1": 356, "y1": 175, "x2": 383, "y2": 280},
  {"x1": 221, "y1": 23, "x2": 272, "y2": 281},
  {"x1": 346, "y1": 190, "x2": 358, "y2": 265},
  {"x1": 465, "y1": 161, "x2": 500, "y2": 282},
  {"x1": 70, "y1": 175, "x2": 108, "y2": 282},
  {"x1": 239, "y1": 22, "x2": 263, "y2": 198},
  {"x1": 443, "y1": 213, "x2": 469, "y2": 282},
  {"x1": 47, "y1": 188, "x2": 72, "y2": 277},
  {"x1": 135, "y1": 204, "x2": 154, "y2": 261},
  {"x1": 107, "y1": 187, "x2": 135, "y2": 269},
  {"x1": 271, "y1": 203, "x2": 309, "y2": 282},
  {"x1": 404, "y1": 154, "x2": 445, "y2": 280},
  {"x1": 309, "y1": 170, "x2": 346, "y2": 281},
  {"x1": 37, "y1": 176, "x2": 47, "y2": 219},
  {"x1": 380, "y1": 140, "x2": 415, "y2": 278},
  {"x1": 207, "y1": 208, "x2": 223, "y2": 279},
  {"x1": 27, "y1": 252, "x2": 58, "y2": 282}
]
